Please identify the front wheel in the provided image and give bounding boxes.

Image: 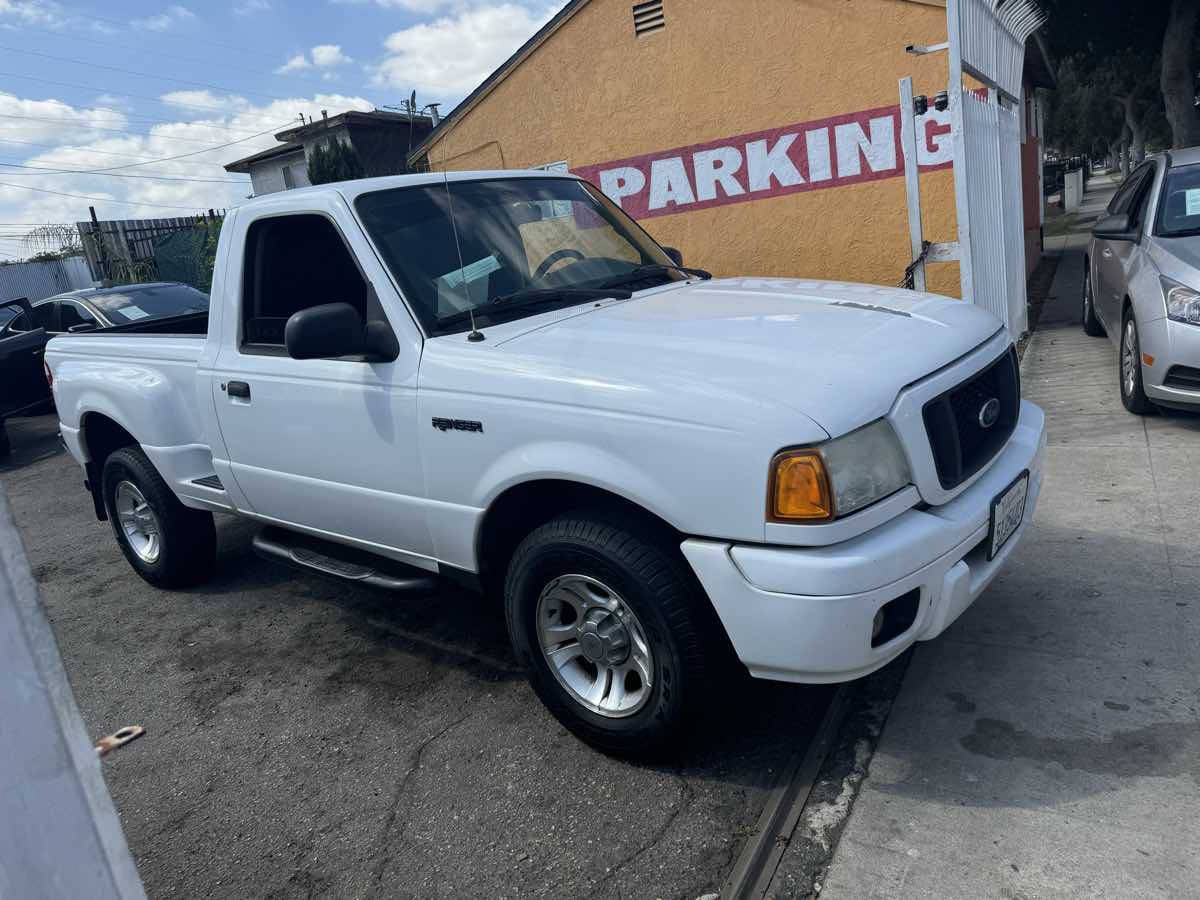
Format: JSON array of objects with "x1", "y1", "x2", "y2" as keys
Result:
[
  {"x1": 102, "y1": 446, "x2": 217, "y2": 587},
  {"x1": 1119, "y1": 312, "x2": 1152, "y2": 415},
  {"x1": 504, "y1": 511, "x2": 723, "y2": 756}
]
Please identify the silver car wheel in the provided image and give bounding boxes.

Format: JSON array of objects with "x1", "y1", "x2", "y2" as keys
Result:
[
  {"x1": 1122, "y1": 318, "x2": 1138, "y2": 397},
  {"x1": 536, "y1": 574, "x2": 653, "y2": 718},
  {"x1": 1083, "y1": 271, "x2": 1091, "y2": 319},
  {"x1": 114, "y1": 480, "x2": 162, "y2": 564}
]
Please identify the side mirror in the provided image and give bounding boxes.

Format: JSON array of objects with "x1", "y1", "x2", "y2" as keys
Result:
[
  {"x1": 285, "y1": 303, "x2": 365, "y2": 360},
  {"x1": 68, "y1": 323, "x2": 97, "y2": 333},
  {"x1": 1092, "y1": 213, "x2": 1137, "y2": 242},
  {"x1": 663, "y1": 246, "x2": 684, "y2": 267}
]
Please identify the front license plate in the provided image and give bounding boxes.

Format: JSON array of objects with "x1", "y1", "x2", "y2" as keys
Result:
[{"x1": 988, "y1": 470, "x2": 1029, "y2": 560}]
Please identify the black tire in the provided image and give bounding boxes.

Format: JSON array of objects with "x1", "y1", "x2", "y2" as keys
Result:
[
  {"x1": 504, "y1": 510, "x2": 725, "y2": 757},
  {"x1": 0, "y1": 421, "x2": 10, "y2": 459},
  {"x1": 101, "y1": 446, "x2": 217, "y2": 588},
  {"x1": 1082, "y1": 266, "x2": 1104, "y2": 337},
  {"x1": 1119, "y1": 310, "x2": 1152, "y2": 415}
]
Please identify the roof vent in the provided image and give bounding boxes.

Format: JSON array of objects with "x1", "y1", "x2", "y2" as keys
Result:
[{"x1": 632, "y1": 0, "x2": 665, "y2": 36}]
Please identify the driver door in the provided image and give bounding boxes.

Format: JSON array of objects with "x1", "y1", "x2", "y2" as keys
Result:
[
  {"x1": 0, "y1": 301, "x2": 49, "y2": 417},
  {"x1": 1095, "y1": 165, "x2": 1150, "y2": 329}
]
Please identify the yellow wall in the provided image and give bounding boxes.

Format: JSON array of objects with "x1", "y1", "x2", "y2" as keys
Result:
[{"x1": 425, "y1": 0, "x2": 962, "y2": 296}]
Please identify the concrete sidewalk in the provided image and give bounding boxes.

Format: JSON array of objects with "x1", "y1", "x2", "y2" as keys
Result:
[{"x1": 822, "y1": 174, "x2": 1200, "y2": 898}]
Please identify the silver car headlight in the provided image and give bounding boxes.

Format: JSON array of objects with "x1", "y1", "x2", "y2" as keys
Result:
[
  {"x1": 1162, "y1": 276, "x2": 1200, "y2": 325},
  {"x1": 821, "y1": 419, "x2": 913, "y2": 516},
  {"x1": 769, "y1": 419, "x2": 912, "y2": 522}
]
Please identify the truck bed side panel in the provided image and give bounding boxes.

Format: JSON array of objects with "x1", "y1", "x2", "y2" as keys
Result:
[{"x1": 46, "y1": 336, "x2": 225, "y2": 509}]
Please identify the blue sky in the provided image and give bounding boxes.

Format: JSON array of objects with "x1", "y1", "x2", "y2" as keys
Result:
[{"x1": 0, "y1": 0, "x2": 559, "y2": 259}]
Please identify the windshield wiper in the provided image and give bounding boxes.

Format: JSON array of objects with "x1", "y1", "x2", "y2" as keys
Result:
[
  {"x1": 437, "y1": 287, "x2": 632, "y2": 330},
  {"x1": 596, "y1": 263, "x2": 712, "y2": 290},
  {"x1": 1161, "y1": 227, "x2": 1200, "y2": 239}
]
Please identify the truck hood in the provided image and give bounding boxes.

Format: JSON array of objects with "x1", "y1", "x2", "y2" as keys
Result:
[{"x1": 494, "y1": 277, "x2": 1002, "y2": 437}]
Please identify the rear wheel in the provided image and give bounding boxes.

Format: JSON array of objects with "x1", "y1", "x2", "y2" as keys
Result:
[
  {"x1": 102, "y1": 446, "x2": 216, "y2": 587},
  {"x1": 504, "y1": 510, "x2": 723, "y2": 756},
  {"x1": 1119, "y1": 311, "x2": 1152, "y2": 415},
  {"x1": 1082, "y1": 267, "x2": 1104, "y2": 336}
]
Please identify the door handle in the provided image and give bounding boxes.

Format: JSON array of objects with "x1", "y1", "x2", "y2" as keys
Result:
[
  {"x1": 1101, "y1": 248, "x2": 1113, "y2": 258},
  {"x1": 226, "y1": 380, "x2": 251, "y2": 400}
]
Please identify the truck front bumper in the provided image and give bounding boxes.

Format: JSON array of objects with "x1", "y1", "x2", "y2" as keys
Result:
[{"x1": 682, "y1": 400, "x2": 1046, "y2": 684}]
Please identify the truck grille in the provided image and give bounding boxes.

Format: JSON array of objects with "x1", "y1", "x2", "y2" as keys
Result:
[{"x1": 922, "y1": 347, "x2": 1020, "y2": 490}]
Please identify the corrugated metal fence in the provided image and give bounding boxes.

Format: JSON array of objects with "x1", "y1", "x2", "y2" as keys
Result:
[{"x1": 0, "y1": 256, "x2": 94, "y2": 304}]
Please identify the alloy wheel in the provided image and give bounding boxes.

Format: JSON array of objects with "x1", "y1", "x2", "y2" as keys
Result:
[
  {"x1": 535, "y1": 574, "x2": 653, "y2": 718},
  {"x1": 1122, "y1": 319, "x2": 1138, "y2": 398},
  {"x1": 114, "y1": 480, "x2": 162, "y2": 564}
]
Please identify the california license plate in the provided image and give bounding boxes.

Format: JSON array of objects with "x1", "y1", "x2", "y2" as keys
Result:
[{"x1": 988, "y1": 471, "x2": 1029, "y2": 560}]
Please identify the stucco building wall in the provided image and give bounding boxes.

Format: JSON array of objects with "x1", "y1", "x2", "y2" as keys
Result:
[
  {"x1": 248, "y1": 150, "x2": 310, "y2": 196},
  {"x1": 422, "y1": 0, "x2": 972, "y2": 296}
]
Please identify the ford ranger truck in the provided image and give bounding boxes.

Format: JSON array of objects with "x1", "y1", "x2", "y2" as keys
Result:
[{"x1": 45, "y1": 171, "x2": 1045, "y2": 754}]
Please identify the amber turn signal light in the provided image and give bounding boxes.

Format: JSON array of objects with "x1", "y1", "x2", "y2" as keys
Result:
[{"x1": 769, "y1": 450, "x2": 834, "y2": 522}]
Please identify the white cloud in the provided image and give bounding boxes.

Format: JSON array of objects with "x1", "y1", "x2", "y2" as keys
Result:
[
  {"x1": 0, "y1": 91, "x2": 374, "y2": 260},
  {"x1": 0, "y1": 0, "x2": 65, "y2": 27},
  {"x1": 132, "y1": 4, "x2": 195, "y2": 31},
  {"x1": 373, "y1": 3, "x2": 556, "y2": 101},
  {"x1": 275, "y1": 53, "x2": 311, "y2": 74},
  {"x1": 233, "y1": 0, "x2": 269, "y2": 14},
  {"x1": 160, "y1": 90, "x2": 249, "y2": 111},
  {"x1": 277, "y1": 44, "x2": 352, "y2": 76},
  {"x1": 311, "y1": 44, "x2": 352, "y2": 67}
]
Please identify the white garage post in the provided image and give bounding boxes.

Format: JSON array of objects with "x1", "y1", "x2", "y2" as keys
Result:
[{"x1": 946, "y1": 0, "x2": 1045, "y2": 335}]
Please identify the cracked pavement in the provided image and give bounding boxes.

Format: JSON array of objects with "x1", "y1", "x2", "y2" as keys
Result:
[{"x1": 2, "y1": 413, "x2": 833, "y2": 898}]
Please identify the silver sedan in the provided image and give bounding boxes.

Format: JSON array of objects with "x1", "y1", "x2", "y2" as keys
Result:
[{"x1": 1084, "y1": 147, "x2": 1200, "y2": 414}]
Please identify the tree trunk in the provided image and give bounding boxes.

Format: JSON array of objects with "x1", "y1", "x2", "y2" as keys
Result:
[
  {"x1": 1161, "y1": 0, "x2": 1200, "y2": 148},
  {"x1": 1117, "y1": 94, "x2": 1147, "y2": 165}
]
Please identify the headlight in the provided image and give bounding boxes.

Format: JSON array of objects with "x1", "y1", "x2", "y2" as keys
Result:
[
  {"x1": 769, "y1": 420, "x2": 911, "y2": 522},
  {"x1": 1162, "y1": 277, "x2": 1200, "y2": 325}
]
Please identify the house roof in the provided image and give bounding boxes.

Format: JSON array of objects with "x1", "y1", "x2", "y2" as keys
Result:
[
  {"x1": 223, "y1": 141, "x2": 304, "y2": 173},
  {"x1": 407, "y1": 0, "x2": 588, "y2": 165},
  {"x1": 275, "y1": 109, "x2": 433, "y2": 144}
]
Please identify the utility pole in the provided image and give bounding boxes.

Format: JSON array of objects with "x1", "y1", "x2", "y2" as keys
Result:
[{"x1": 89, "y1": 206, "x2": 109, "y2": 284}]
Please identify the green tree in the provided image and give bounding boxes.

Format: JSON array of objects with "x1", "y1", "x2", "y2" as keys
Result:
[{"x1": 306, "y1": 139, "x2": 365, "y2": 185}]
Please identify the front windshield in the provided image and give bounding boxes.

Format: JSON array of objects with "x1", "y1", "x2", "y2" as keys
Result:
[
  {"x1": 88, "y1": 284, "x2": 209, "y2": 323},
  {"x1": 355, "y1": 177, "x2": 682, "y2": 335},
  {"x1": 1157, "y1": 162, "x2": 1200, "y2": 238}
]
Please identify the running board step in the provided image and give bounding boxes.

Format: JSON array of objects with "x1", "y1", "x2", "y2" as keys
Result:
[{"x1": 251, "y1": 526, "x2": 437, "y2": 593}]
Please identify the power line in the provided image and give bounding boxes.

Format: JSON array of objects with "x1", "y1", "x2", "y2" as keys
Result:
[
  {"x1": 0, "y1": 73, "x2": 276, "y2": 128},
  {"x1": 0, "y1": 113, "x2": 284, "y2": 146},
  {"x1": 0, "y1": 44, "x2": 296, "y2": 104},
  {"x1": 0, "y1": 161, "x2": 248, "y2": 183},
  {"x1": 9, "y1": 23, "x2": 349, "y2": 94},
  {"x1": 58, "y1": 122, "x2": 292, "y2": 174},
  {"x1": 0, "y1": 72, "x2": 289, "y2": 126},
  {"x1": 0, "y1": 180, "x2": 223, "y2": 210},
  {"x1": 0, "y1": 137, "x2": 231, "y2": 166}
]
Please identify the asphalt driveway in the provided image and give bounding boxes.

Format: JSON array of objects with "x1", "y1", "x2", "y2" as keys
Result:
[{"x1": 2, "y1": 412, "x2": 832, "y2": 898}]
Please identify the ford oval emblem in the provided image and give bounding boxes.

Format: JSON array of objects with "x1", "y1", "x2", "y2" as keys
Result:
[{"x1": 978, "y1": 397, "x2": 1001, "y2": 429}]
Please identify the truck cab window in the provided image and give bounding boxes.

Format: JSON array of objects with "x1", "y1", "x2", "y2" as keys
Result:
[{"x1": 241, "y1": 214, "x2": 369, "y2": 348}]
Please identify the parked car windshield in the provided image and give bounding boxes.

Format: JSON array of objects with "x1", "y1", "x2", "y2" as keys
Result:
[
  {"x1": 355, "y1": 176, "x2": 682, "y2": 335},
  {"x1": 88, "y1": 283, "x2": 209, "y2": 324},
  {"x1": 1157, "y1": 163, "x2": 1200, "y2": 237}
]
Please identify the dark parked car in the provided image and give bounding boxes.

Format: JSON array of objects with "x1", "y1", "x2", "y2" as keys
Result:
[{"x1": 0, "y1": 282, "x2": 208, "y2": 457}]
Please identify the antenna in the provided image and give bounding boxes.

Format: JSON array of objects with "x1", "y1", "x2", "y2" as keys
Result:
[
  {"x1": 467, "y1": 307, "x2": 484, "y2": 342},
  {"x1": 441, "y1": 173, "x2": 484, "y2": 342}
]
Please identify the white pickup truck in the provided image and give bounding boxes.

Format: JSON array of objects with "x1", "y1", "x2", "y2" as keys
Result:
[{"x1": 47, "y1": 171, "x2": 1044, "y2": 753}]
